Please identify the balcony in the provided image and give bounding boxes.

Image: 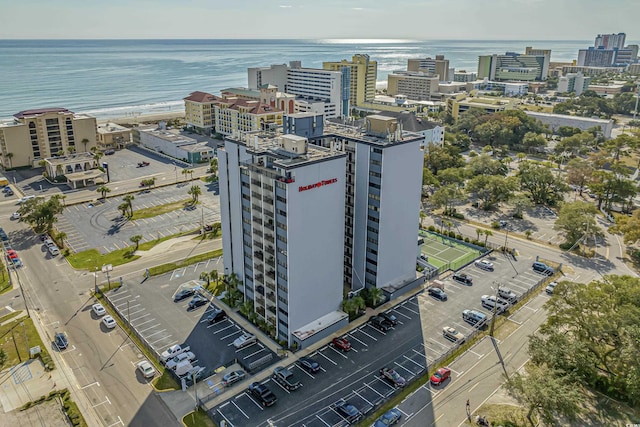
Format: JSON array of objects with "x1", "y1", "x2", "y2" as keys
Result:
[
  {"x1": 253, "y1": 250, "x2": 264, "y2": 260},
  {"x1": 252, "y1": 216, "x2": 262, "y2": 226},
  {"x1": 265, "y1": 246, "x2": 275, "y2": 256},
  {"x1": 265, "y1": 233, "x2": 274, "y2": 243},
  {"x1": 266, "y1": 269, "x2": 275, "y2": 280},
  {"x1": 266, "y1": 282, "x2": 275, "y2": 292}
]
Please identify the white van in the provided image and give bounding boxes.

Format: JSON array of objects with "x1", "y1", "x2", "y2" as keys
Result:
[
  {"x1": 481, "y1": 295, "x2": 509, "y2": 314},
  {"x1": 48, "y1": 245, "x2": 60, "y2": 256},
  {"x1": 18, "y1": 195, "x2": 36, "y2": 204}
]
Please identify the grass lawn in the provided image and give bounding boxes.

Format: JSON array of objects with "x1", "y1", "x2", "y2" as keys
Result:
[
  {"x1": 154, "y1": 368, "x2": 180, "y2": 391},
  {"x1": 0, "y1": 311, "x2": 21, "y2": 324},
  {"x1": 149, "y1": 249, "x2": 223, "y2": 276},
  {"x1": 0, "y1": 316, "x2": 52, "y2": 369},
  {"x1": 131, "y1": 198, "x2": 194, "y2": 221},
  {"x1": 0, "y1": 262, "x2": 10, "y2": 295},
  {"x1": 183, "y1": 408, "x2": 216, "y2": 427}
]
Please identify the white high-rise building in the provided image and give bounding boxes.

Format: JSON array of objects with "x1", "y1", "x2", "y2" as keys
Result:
[
  {"x1": 595, "y1": 33, "x2": 626, "y2": 50},
  {"x1": 219, "y1": 131, "x2": 348, "y2": 348}
]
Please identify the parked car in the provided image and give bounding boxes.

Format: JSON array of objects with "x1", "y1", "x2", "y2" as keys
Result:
[
  {"x1": 497, "y1": 287, "x2": 518, "y2": 303},
  {"x1": 546, "y1": 281, "x2": 558, "y2": 295},
  {"x1": 10, "y1": 212, "x2": 20, "y2": 220},
  {"x1": 5, "y1": 188, "x2": 14, "y2": 196},
  {"x1": 442, "y1": 326, "x2": 465, "y2": 343},
  {"x1": 207, "y1": 308, "x2": 227, "y2": 324},
  {"x1": 297, "y1": 356, "x2": 321, "y2": 373},
  {"x1": 374, "y1": 408, "x2": 402, "y2": 427},
  {"x1": 174, "y1": 288, "x2": 196, "y2": 302},
  {"x1": 428, "y1": 286, "x2": 448, "y2": 301},
  {"x1": 233, "y1": 332, "x2": 257, "y2": 349},
  {"x1": 452, "y1": 272, "x2": 473, "y2": 285},
  {"x1": 136, "y1": 161, "x2": 150, "y2": 167},
  {"x1": 54, "y1": 332, "x2": 68, "y2": 350},
  {"x1": 48, "y1": 245, "x2": 60, "y2": 256},
  {"x1": 430, "y1": 367, "x2": 451, "y2": 386},
  {"x1": 7, "y1": 250, "x2": 18, "y2": 259},
  {"x1": 160, "y1": 344, "x2": 190, "y2": 363},
  {"x1": 248, "y1": 382, "x2": 277, "y2": 407},
  {"x1": 166, "y1": 351, "x2": 196, "y2": 370},
  {"x1": 481, "y1": 295, "x2": 510, "y2": 314},
  {"x1": 222, "y1": 370, "x2": 246, "y2": 387},
  {"x1": 2, "y1": 186, "x2": 12, "y2": 193},
  {"x1": 137, "y1": 360, "x2": 156, "y2": 378},
  {"x1": 333, "y1": 399, "x2": 363, "y2": 424},
  {"x1": 378, "y1": 311, "x2": 398, "y2": 326},
  {"x1": 102, "y1": 315, "x2": 117, "y2": 329},
  {"x1": 462, "y1": 309, "x2": 487, "y2": 327},
  {"x1": 331, "y1": 337, "x2": 352, "y2": 352},
  {"x1": 532, "y1": 261, "x2": 554, "y2": 275},
  {"x1": 92, "y1": 303, "x2": 106, "y2": 317},
  {"x1": 369, "y1": 315, "x2": 392, "y2": 332},
  {"x1": 187, "y1": 294, "x2": 208, "y2": 310},
  {"x1": 104, "y1": 149, "x2": 115, "y2": 155},
  {"x1": 379, "y1": 367, "x2": 406, "y2": 387},
  {"x1": 474, "y1": 260, "x2": 494, "y2": 271}
]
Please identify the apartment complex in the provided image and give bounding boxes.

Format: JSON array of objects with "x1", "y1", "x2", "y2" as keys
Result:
[
  {"x1": 219, "y1": 131, "x2": 348, "y2": 348},
  {"x1": 0, "y1": 108, "x2": 97, "y2": 169},
  {"x1": 247, "y1": 62, "x2": 346, "y2": 118},
  {"x1": 557, "y1": 72, "x2": 591, "y2": 96},
  {"x1": 183, "y1": 91, "x2": 283, "y2": 136},
  {"x1": 446, "y1": 94, "x2": 517, "y2": 120},
  {"x1": 578, "y1": 32, "x2": 639, "y2": 67},
  {"x1": 595, "y1": 33, "x2": 626, "y2": 50},
  {"x1": 407, "y1": 55, "x2": 451, "y2": 81},
  {"x1": 453, "y1": 71, "x2": 477, "y2": 82},
  {"x1": 323, "y1": 54, "x2": 377, "y2": 107},
  {"x1": 478, "y1": 51, "x2": 550, "y2": 82},
  {"x1": 386, "y1": 71, "x2": 440, "y2": 101},
  {"x1": 97, "y1": 122, "x2": 131, "y2": 150}
]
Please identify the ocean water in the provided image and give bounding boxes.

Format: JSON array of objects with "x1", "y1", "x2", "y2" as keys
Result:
[{"x1": 0, "y1": 38, "x2": 593, "y2": 120}]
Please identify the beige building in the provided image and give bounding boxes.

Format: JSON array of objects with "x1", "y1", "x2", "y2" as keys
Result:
[
  {"x1": 97, "y1": 122, "x2": 131, "y2": 150},
  {"x1": 387, "y1": 72, "x2": 440, "y2": 101},
  {"x1": 43, "y1": 152, "x2": 105, "y2": 189},
  {"x1": 407, "y1": 55, "x2": 450, "y2": 81},
  {"x1": 184, "y1": 91, "x2": 219, "y2": 134},
  {"x1": 446, "y1": 94, "x2": 517, "y2": 120},
  {"x1": 0, "y1": 108, "x2": 97, "y2": 169},
  {"x1": 323, "y1": 54, "x2": 377, "y2": 106}
]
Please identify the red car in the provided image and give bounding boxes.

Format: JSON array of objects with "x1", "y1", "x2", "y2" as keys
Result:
[
  {"x1": 331, "y1": 337, "x2": 352, "y2": 352},
  {"x1": 7, "y1": 250, "x2": 18, "y2": 259},
  {"x1": 430, "y1": 367, "x2": 451, "y2": 386}
]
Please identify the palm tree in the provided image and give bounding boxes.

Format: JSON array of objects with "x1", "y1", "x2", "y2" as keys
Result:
[
  {"x1": 476, "y1": 228, "x2": 483, "y2": 242},
  {"x1": 239, "y1": 300, "x2": 254, "y2": 318},
  {"x1": 96, "y1": 185, "x2": 111, "y2": 199},
  {"x1": 200, "y1": 271, "x2": 211, "y2": 288},
  {"x1": 181, "y1": 169, "x2": 189, "y2": 182},
  {"x1": 130, "y1": 234, "x2": 142, "y2": 251},
  {"x1": 67, "y1": 147, "x2": 75, "y2": 155},
  {"x1": 93, "y1": 151, "x2": 103, "y2": 164},
  {"x1": 483, "y1": 229, "x2": 493, "y2": 246},
  {"x1": 123, "y1": 194, "x2": 135, "y2": 217},
  {"x1": 118, "y1": 202, "x2": 129, "y2": 217},
  {"x1": 516, "y1": 152, "x2": 526, "y2": 163},
  {"x1": 525, "y1": 230, "x2": 532, "y2": 240},
  {"x1": 188, "y1": 185, "x2": 202, "y2": 203},
  {"x1": 209, "y1": 158, "x2": 218, "y2": 176},
  {"x1": 57, "y1": 232, "x2": 67, "y2": 249},
  {"x1": 210, "y1": 270, "x2": 219, "y2": 290},
  {"x1": 368, "y1": 287, "x2": 384, "y2": 307},
  {"x1": 82, "y1": 138, "x2": 90, "y2": 153},
  {"x1": 5, "y1": 152, "x2": 13, "y2": 169}
]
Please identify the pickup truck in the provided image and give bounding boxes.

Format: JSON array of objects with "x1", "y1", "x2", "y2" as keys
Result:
[
  {"x1": 272, "y1": 366, "x2": 301, "y2": 391},
  {"x1": 165, "y1": 351, "x2": 196, "y2": 370},
  {"x1": 160, "y1": 344, "x2": 191, "y2": 363}
]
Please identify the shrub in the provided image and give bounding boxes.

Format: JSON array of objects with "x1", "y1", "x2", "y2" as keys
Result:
[
  {"x1": 464, "y1": 237, "x2": 470, "y2": 243},
  {"x1": 428, "y1": 225, "x2": 436, "y2": 232},
  {"x1": 512, "y1": 212, "x2": 523, "y2": 219},
  {"x1": 456, "y1": 234, "x2": 463, "y2": 240},
  {"x1": 448, "y1": 231, "x2": 456, "y2": 238},
  {"x1": 559, "y1": 242, "x2": 573, "y2": 250},
  {"x1": 491, "y1": 221, "x2": 501, "y2": 229},
  {"x1": 452, "y1": 212, "x2": 464, "y2": 220}
]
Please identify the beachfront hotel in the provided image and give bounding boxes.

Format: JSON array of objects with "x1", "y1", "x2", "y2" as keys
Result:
[
  {"x1": 323, "y1": 54, "x2": 377, "y2": 107},
  {"x1": 0, "y1": 108, "x2": 98, "y2": 169}
]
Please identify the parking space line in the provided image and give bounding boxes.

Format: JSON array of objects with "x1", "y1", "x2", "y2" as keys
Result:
[
  {"x1": 243, "y1": 348, "x2": 266, "y2": 360},
  {"x1": 391, "y1": 309, "x2": 411, "y2": 320},
  {"x1": 315, "y1": 414, "x2": 331, "y2": 426},
  {"x1": 144, "y1": 329, "x2": 167, "y2": 339},
  {"x1": 242, "y1": 393, "x2": 264, "y2": 411},
  {"x1": 109, "y1": 294, "x2": 133, "y2": 303},
  {"x1": 394, "y1": 362, "x2": 415, "y2": 377},
  {"x1": 358, "y1": 327, "x2": 379, "y2": 340},
  {"x1": 148, "y1": 335, "x2": 172, "y2": 345},
  {"x1": 222, "y1": 330, "x2": 243, "y2": 340},
  {"x1": 353, "y1": 389, "x2": 373, "y2": 407},
  {"x1": 153, "y1": 340, "x2": 177, "y2": 350},
  {"x1": 327, "y1": 346, "x2": 349, "y2": 358},
  {"x1": 294, "y1": 365, "x2": 315, "y2": 379},
  {"x1": 403, "y1": 355, "x2": 424, "y2": 368},
  {"x1": 132, "y1": 317, "x2": 154, "y2": 327},
  {"x1": 212, "y1": 324, "x2": 237, "y2": 334},
  {"x1": 216, "y1": 409, "x2": 234, "y2": 426},
  {"x1": 138, "y1": 323, "x2": 161, "y2": 333},
  {"x1": 230, "y1": 400, "x2": 250, "y2": 419},
  {"x1": 364, "y1": 382, "x2": 385, "y2": 398},
  {"x1": 126, "y1": 308, "x2": 145, "y2": 317},
  {"x1": 316, "y1": 350, "x2": 338, "y2": 365},
  {"x1": 346, "y1": 333, "x2": 368, "y2": 347}
]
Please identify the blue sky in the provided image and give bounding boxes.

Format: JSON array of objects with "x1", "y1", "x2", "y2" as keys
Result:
[{"x1": 2, "y1": 0, "x2": 639, "y2": 40}]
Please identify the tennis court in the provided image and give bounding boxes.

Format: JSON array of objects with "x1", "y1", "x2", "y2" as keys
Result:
[{"x1": 418, "y1": 230, "x2": 485, "y2": 272}]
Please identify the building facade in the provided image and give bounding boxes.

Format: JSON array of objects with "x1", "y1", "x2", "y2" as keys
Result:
[
  {"x1": 219, "y1": 132, "x2": 347, "y2": 347},
  {"x1": 446, "y1": 94, "x2": 517, "y2": 120},
  {"x1": 454, "y1": 71, "x2": 477, "y2": 82},
  {"x1": 135, "y1": 124, "x2": 214, "y2": 163},
  {"x1": 557, "y1": 72, "x2": 591, "y2": 95},
  {"x1": 184, "y1": 91, "x2": 219, "y2": 134},
  {"x1": 595, "y1": 33, "x2": 626, "y2": 50},
  {"x1": 323, "y1": 54, "x2": 377, "y2": 107},
  {"x1": 97, "y1": 122, "x2": 132, "y2": 150},
  {"x1": 386, "y1": 72, "x2": 440, "y2": 101},
  {"x1": 478, "y1": 52, "x2": 550, "y2": 81},
  {"x1": 407, "y1": 55, "x2": 450, "y2": 81},
  {"x1": 523, "y1": 111, "x2": 613, "y2": 139},
  {"x1": 0, "y1": 108, "x2": 97, "y2": 169}
]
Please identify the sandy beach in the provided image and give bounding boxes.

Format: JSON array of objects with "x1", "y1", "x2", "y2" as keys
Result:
[{"x1": 97, "y1": 111, "x2": 185, "y2": 126}]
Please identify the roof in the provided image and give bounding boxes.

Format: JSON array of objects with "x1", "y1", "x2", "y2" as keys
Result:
[
  {"x1": 183, "y1": 91, "x2": 220, "y2": 103},
  {"x1": 377, "y1": 111, "x2": 438, "y2": 131},
  {"x1": 292, "y1": 311, "x2": 349, "y2": 341},
  {"x1": 14, "y1": 108, "x2": 72, "y2": 119},
  {"x1": 216, "y1": 98, "x2": 282, "y2": 115}
]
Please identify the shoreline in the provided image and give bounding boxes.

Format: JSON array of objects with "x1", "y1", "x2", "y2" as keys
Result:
[{"x1": 98, "y1": 111, "x2": 185, "y2": 126}]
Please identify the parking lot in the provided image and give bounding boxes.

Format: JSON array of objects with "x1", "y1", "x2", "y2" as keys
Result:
[
  {"x1": 57, "y1": 183, "x2": 220, "y2": 253},
  {"x1": 209, "y1": 250, "x2": 555, "y2": 427},
  {"x1": 103, "y1": 261, "x2": 277, "y2": 381}
]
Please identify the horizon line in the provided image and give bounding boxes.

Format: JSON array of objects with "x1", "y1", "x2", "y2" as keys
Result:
[{"x1": 0, "y1": 37, "x2": 595, "y2": 42}]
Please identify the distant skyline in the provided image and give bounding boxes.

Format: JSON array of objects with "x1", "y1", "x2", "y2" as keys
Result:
[{"x1": 2, "y1": 0, "x2": 639, "y2": 41}]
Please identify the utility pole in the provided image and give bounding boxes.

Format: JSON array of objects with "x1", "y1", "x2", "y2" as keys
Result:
[{"x1": 489, "y1": 282, "x2": 500, "y2": 337}]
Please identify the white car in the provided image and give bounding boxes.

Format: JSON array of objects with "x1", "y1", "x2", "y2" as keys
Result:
[
  {"x1": 10, "y1": 212, "x2": 20, "y2": 220},
  {"x1": 233, "y1": 332, "x2": 257, "y2": 349},
  {"x1": 137, "y1": 360, "x2": 156, "y2": 378},
  {"x1": 166, "y1": 351, "x2": 196, "y2": 370},
  {"x1": 442, "y1": 326, "x2": 465, "y2": 343},
  {"x1": 48, "y1": 245, "x2": 60, "y2": 256},
  {"x1": 546, "y1": 281, "x2": 558, "y2": 295},
  {"x1": 92, "y1": 303, "x2": 106, "y2": 317},
  {"x1": 474, "y1": 260, "x2": 494, "y2": 271},
  {"x1": 102, "y1": 315, "x2": 117, "y2": 329}
]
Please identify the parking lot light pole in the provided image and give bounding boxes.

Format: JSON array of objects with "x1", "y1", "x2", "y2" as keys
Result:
[{"x1": 489, "y1": 283, "x2": 500, "y2": 337}]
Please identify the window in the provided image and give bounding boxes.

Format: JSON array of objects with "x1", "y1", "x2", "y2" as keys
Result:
[
  {"x1": 367, "y1": 215, "x2": 379, "y2": 223},
  {"x1": 372, "y1": 148, "x2": 382, "y2": 154},
  {"x1": 369, "y1": 193, "x2": 380, "y2": 201},
  {"x1": 368, "y1": 205, "x2": 379, "y2": 212},
  {"x1": 277, "y1": 234, "x2": 287, "y2": 244},
  {"x1": 366, "y1": 268, "x2": 376, "y2": 275},
  {"x1": 367, "y1": 236, "x2": 378, "y2": 245},
  {"x1": 277, "y1": 222, "x2": 287, "y2": 231},
  {"x1": 369, "y1": 171, "x2": 381, "y2": 178},
  {"x1": 278, "y1": 209, "x2": 287, "y2": 217},
  {"x1": 371, "y1": 159, "x2": 382, "y2": 166},
  {"x1": 366, "y1": 247, "x2": 378, "y2": 255},
  {"x1": 366, "y1": 257, "x2": 377, "y2": 266},
  {"x1": 276, "y1": 195, "x2": 287, "y2": 203},
  {"x1": 369, "y1": 182, "x2": 381, "y2": 189},
  {"x1": 278, "y1": 295, "x2": 288, "y2": 304}
]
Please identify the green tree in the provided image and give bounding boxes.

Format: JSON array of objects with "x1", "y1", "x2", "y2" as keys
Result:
[
  {"x1": 504, "y1": 364, "x2": 583, "y2": 427},
  {"x1": 483, "y1": 229, "x2": 493, "y2": 246},
  {"x1": 553, "y1": 201, "x2": 601, "y2": 247},
  {"x1": 555, "y1": 131, "x2": 595, "y2": 156},
  {"x1": 436, "y1": 167, "x2": 466, "y2": 187},
  {"x1": 199, "y1": 271, "x2": 211, "y2": 288},
  {"x1": 341, "y1": 296, "x2": 365, "y2": 319},
  {"x1": 118, "y1": 202, "x2": 129, "y2": 217},
  {"x1": 17, "y1": 195, "x2": 64, "y2": 233},
  {"x1": 0, "y1": 349, "x2": 6, "y2": 368},
  {"x1": 611, "y1": 209, "x2": 640, "y2": 244},
  {"x1": 517, "y1": 161, "x2": 567, "y2": 205},
  {"x1": 431, "y1": 184, "x2": 462, "y2": 214},
  {"x1": 57, "y1": 231, "x2": 67, "y2": 249},
  {"x1": 522, "y1": 132, "x2": 547, "y2": 152},
  {"x1": 510, "y1": 194, "x2": 533, "y2": 218},
  {"x1": 475, "y1": 228, "x2": 482, "y2": 241},
  {"x1": 603, "y1": 133, "x2": 638, "y2": 162},
  {"x1": 565, "y1": 158, "x2": 594, "y2": 196},
  {"x1": 467, "y1": 153, "x2": 508, "y2": 176},
  {"x1": 209, "y1": 270, "x2": 219, "y2": 290},
  {"x1": 424, "y1": 145, "x2": 464, "y2": 175},
  {"x1": 188, "y1": 185, "x2": 202, "y2": 203},
  {"x1": 467, "y1": 175, "x2": 517, "y2": 210},
  {"x1": 239, "y1": 300, "x2": 254, "y2": 318},
  {"x1": 130, "y1": 234, "x2": 142, "y2": 251},
  {"x1": 96, "y1": 185, "x2": 111, "y2": 199},
  {"x1": 81, "y1": 138, "x2": 90, "y2": 152},
  {"x1": 123, "y1": 194, "x2": 135, "y2": 217}
]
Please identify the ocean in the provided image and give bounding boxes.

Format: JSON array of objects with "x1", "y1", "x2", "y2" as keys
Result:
[{"x1": 0, "y1": 38, "x2": 595, "y2": 120}]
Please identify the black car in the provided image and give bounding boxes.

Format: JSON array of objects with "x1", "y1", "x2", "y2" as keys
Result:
[
  {"x1": 174, "y1": 288, "x2": 196, "y2": 302},
  {"x1": 248, "y1": 382, "x2": 277, "y2": 407},
  {"x1": 428, "y1": 287, "x2": 448, "y2": 301},
  {"x1": 333, "y1": 399, "x2": 363, "y2": 424},
  {"x1": 379, "y1": 311, "x2": 398, "y2": 326},
  {"x1": 54, "y1": 332, "x2": 68, "y2": 350},
  {"x1": 369, "y1": 315, "x2": 392, "y2": 332},
  {"x1": 207, "y1": 308, "x2": 227, "y2": 324},
  {"x1": 298, "y1": 356, "x2": 321, "y2": 373},
  {"x1": 452, "y1": 272, "x2": 473, "y2": 285},
  {"x1": 188, "y1": 295, "x2": 208, "y2": 310}
]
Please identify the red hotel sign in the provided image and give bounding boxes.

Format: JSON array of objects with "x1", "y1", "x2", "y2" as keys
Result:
[{"x1": 299, "y1": 178, "x2": 338, "y2": 192}]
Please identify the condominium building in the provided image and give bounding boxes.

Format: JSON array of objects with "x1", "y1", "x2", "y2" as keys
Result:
[
  {"x1": 577, "y1": 48, "x2": 617, "y2": 67},
  {"x1": 453, "y1": 70, "x2": 477, "y2": 82},
  {"x1": 220, "y1": 86, "x2": 296, "y2": 114},
  {"x1": 323, "y1": 54, "x2": 377, "y2": 107},
  {"x1": 478, "y1": 52, "x2": 550, "y2": 81},
  {"x1": 0, "y1": 108, "x2": 97, "y2": 169},
  {"x1": 386, "y1": 71, "x2": 440, "y2": 101},
  {"x1": 309, "y1": 116, "x2": 424, "y2": 292},
  {"x1": 595, "y1": 33, "x2": 626, "y2": 50},
  {"x1": 407, "y1": 55, "x2": 451, "y2": 81},
  {"x1": 219, "y1": 131, "x2": 348, "y2": 348},
  {"x1": 557, "y1": 72, "x2": 591, "y2": 96},
  {"x1": 184, "y1": 91, "x2": 219, "y2": 133}
]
